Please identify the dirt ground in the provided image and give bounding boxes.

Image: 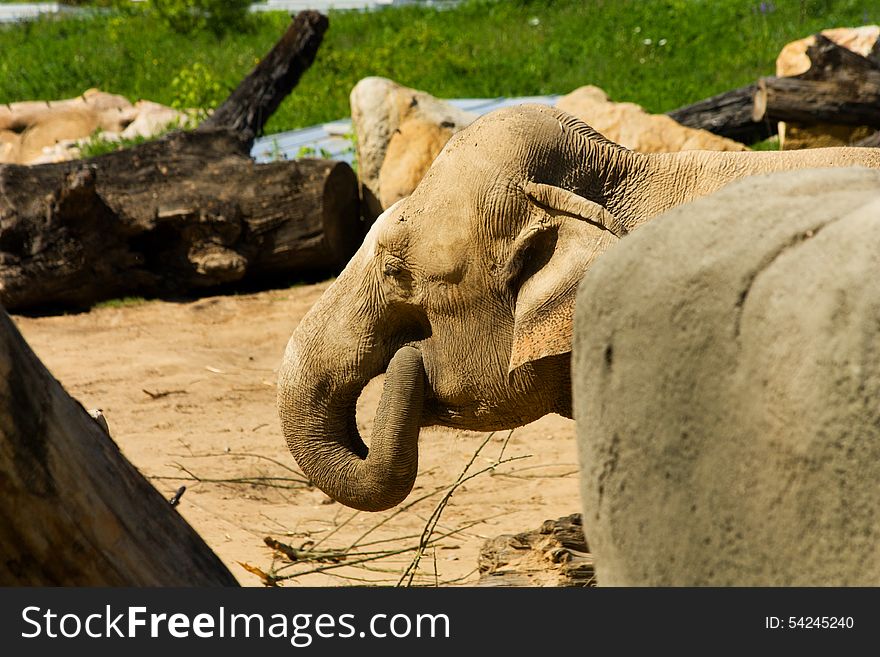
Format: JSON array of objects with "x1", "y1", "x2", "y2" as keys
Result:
[{"x1": 13, "y1": 280, "x2": 580, "y2": 587}]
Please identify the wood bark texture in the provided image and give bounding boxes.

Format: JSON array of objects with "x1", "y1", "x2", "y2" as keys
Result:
[
  {"x1": 0, "y1": 130, "x2": 360, "y2": 310},
  {"x1": 854, "y1": 130, "x2": 880, "y2": 147},
  {"x1": 198, "y1": 11, "x2": 329, "y2": 144},
  {"x1": 666, "y1": 84, "x2": 777, "y2": 145},
  {"x1": 0, "y1": 308, "x2": 238, "y2": 585}
]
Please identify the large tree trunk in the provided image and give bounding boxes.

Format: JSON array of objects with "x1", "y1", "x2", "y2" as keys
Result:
[
  {"x1": 752, "y1": 34, "x2": 880, "y2": 127},
  {"x1": 0, "y1": 308, "x2": 237, "y2": 586},
  {"x1": 0, "y1": 130, "x2": 360, "y2": 310},
  {"x1": 666, "y1": 84, "x2": 777, "y2": 145},
  {"x1": 0, "y1": 10, "x2": 362, "y2": 312}
]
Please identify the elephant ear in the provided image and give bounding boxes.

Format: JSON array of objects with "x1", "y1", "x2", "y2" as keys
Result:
[{"x1": 504, "y1": 182, "x2": 625, "y2": 374}]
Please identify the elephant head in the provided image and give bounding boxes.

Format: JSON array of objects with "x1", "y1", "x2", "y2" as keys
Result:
[
  {"x1": 278, "y1": 105, "x2": 629, "y2": 511},
  {"x1": 278, "y1": 103, "x2": 880, "y2": 511}
]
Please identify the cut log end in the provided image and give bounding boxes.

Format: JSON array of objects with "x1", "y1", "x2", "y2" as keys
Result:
[
  {"x1": 666, "y1": 84, "x2": 776, "y2": 145},
  {"x1": 753, "y1": 34, "x2": 880, "y2": 128},
  {"x1": 752, "y1": 79, "x2": 768, "y2": 123}
]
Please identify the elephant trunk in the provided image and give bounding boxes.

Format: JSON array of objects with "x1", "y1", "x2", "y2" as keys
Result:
[{"x1": 278, "y1": 312, "x2": 425, "y2": 511}]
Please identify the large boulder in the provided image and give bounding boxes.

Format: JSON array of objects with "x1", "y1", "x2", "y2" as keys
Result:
[
  {"x1": 776, "y1": 26, "x2": 880, "y2": 149},
  {"x1": 556, "y1": 86, "x2": 747, "y2": 152},
  {"x1": 350, "y1": 76, "x2": 476, "y2": 219},
  {"x1": 573, "y1": 167, "x2": 880, "y2": 586}
]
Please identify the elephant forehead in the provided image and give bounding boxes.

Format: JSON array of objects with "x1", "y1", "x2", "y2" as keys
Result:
[
  {"x1": 366, "y1": 198, "x2": 473, "y2": 271},
  {"x1": 437, "y1": 105, "x2": 574, "y2": 168},
  {"x1": 407, "y1": 210, "x2": 476, "y2": 276}
]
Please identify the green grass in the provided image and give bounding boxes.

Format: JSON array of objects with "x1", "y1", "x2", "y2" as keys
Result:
[
  {"x1": 77, "y1": 130, "x2": 153, "y2": 157},
  {"x1": 1, "y1": 0, "x2": 878, "y2": 135},
  {"x1": 750, "y1": 135, "x2": 782, "y2": 150},
  {"x1": 93, "y1": 296, "x2": 147, "y2": 309}
]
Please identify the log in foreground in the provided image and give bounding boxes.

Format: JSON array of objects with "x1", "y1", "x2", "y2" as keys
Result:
[
  {"x1": 666, "y1": 84, "x2": 776, "y2": 145},
  {"x1": 753, "y1": 34, "x2": 880, "y2": 128},
  {"x1": 0, "y1": 308, "x2": 237, "y2": 585},
  {"x1": 0, "y1": 130, "x2": 360, "y2": 310},
  {"x1": 0, "y1": 11, "x2": 361, "y2": 311}
]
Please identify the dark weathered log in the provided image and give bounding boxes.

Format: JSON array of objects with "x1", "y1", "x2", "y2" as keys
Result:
[
  {"x1": 478, "y1": 514, "x2": 595, "y2": 587},
  {"x1": 0, "y1": 130, "x2": 360, "y2": 310},
  {"x1": 869, "y1": 38, "x2": 880, "y2": 67},
  {"x1": 198, "y1": 10, "x2": 329, "y2": 143},
  {"x1": 0, "y1": 308, "x2": 238, "y2": 585},
  {"x1": 0, "y1": 12, "x2": 364, "y2": 311},
  {"x1": 666, "y1": 84, "x2": 776, "y2": 145},
  {"x1": 753, "y1": 77, "x2": 880, "y2": 126},
  {"x1": 795, "y1": 33, "x2": 880, "y2": 81},
  {"x1": 753, "y1": 34, "x2": 880, "y2": 127}
]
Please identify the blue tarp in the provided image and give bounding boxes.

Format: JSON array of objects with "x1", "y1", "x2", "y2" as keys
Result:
[{"x1": 250, "y1": 95, "x2": 560, "y2": 165}]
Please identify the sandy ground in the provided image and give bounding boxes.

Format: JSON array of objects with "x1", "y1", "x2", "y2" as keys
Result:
[{"x1": 13, "y1": 280, "x2": 580, "y2": 587}]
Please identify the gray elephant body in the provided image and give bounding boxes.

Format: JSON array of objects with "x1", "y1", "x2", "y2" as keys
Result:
[
  {"x1": 278, "y1": 103, "x2": 880, "y2": 512},
  {"x1": 573, "y1": 167, "x2": 880, "y2": 585}
]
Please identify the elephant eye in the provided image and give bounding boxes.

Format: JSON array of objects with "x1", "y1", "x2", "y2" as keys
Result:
[{"x1": 384, "y1": 262, "x2": 401, "y2": 277}]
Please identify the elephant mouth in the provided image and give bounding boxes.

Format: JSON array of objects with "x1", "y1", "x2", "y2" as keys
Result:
[{"x1": 416, "y1": 351, "x2": 574, "y2": 430}]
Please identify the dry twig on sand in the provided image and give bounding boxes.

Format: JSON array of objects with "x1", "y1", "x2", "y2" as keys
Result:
[{"x1": 252, "y1": 430, "x2": 528, "y2": 587}]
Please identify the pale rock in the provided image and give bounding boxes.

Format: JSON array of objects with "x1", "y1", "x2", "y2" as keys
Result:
[
  {"x1": 0, "y1": 89, "x2": 190, "y2": 165},
  {"x1": 575, "y1": 167, "x2": 880, "y2": 585},
  {"x1": 556, "y1": 85, "x2": 747, "y2": 152},
  {"x1": 350, "y1": 76, "x2": 476, "y2": 218}
]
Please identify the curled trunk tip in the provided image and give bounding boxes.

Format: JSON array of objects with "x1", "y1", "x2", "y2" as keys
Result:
[{"x1": 280, "y1": 344, "x2": 426, "y2": 512}]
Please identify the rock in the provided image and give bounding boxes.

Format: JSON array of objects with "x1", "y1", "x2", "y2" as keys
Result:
[
  {"x1": 574, "y1": 167, "x2": 880, "y2": 585},
  {"x1": 122, "y1": 100, "x2": 193, "y2": 140},
  {"x1": 350, "y1": 76, "x2": 476, "y2": 218},
  {"x1": 776, "y1": 26, "x2": 880, "y2": 149},
  {"x1": 556, "y1": 85, "x2": 747, "y2": 152},
  {"x1": 0, "y1": 88, "x2": 133, "y2": 132},
  {"x1": 350, "y1": 78, "x2": 748, "y2": 219},
  {"x1": 0, "y1": 89, "x2": 190, "y2": 165}
]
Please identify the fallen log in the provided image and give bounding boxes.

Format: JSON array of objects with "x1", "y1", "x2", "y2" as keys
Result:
[
  {"x1": 753, "y1": 34, "x2": 880, "y2": 127},
  {"x1": 0, "y1": 131, "x2": 359, "y2": 310},
  {"x1": 0, "y1": 11, "x2": 363, "y2": 311},
  {"x1": 478, "y1": 514, "x2": 595, "y2": 587},
  {"x1": 666, "y1": 84, "x2": 776, "y2": 145},
  {"x1": 0, "y1": 308, "x2": 238, "y2": 585},
  {"x1": 753, "y1": 77, "x2": 880, "y2": 126}
]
